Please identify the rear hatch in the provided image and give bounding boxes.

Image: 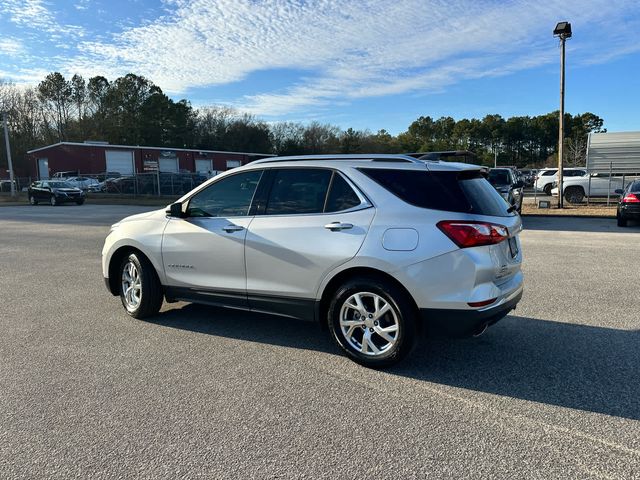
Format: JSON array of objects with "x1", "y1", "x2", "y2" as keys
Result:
[{"x1": 361, "y1": 165, "x2": 522, "y2": 282}]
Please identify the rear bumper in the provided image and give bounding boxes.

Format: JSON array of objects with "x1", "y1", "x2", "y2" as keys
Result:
[
  {"x1": 420, "y1": 288, "x2": 523, "y2": 337},
  {"x1": 620, "y1": 205, "x2": 640, "y2": 219}
]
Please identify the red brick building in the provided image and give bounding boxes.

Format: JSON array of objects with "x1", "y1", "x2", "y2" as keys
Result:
[{"x1": 26, "y1": 142, "x2": 274, "y2": 179}]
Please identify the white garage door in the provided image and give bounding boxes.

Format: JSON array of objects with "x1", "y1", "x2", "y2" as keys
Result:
[
  {"x1": 159, "y1": 157, "x2": 179, "y2": 173},
  {"x1": 105, "y1": 150, "x2": 134, "y2": 175},
  {"x1": 195, "y1": 159, "x2": 212, "y2": 174}
]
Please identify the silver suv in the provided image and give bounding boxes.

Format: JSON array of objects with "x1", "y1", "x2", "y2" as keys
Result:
[{"x1": 102, "y1": 155, "x2": 523, "y2": 367}]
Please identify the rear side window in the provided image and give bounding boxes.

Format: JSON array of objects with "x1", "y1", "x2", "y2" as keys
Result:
[
  {"x1": 265, "y1": 169, "x2": 332, "y2": 215},
  {"x1": 542, "y1": 170, "x2": 557, "y2": 176},
  {"x1": 360, "y1": 169, "x2": 512, "y2": 217},
  {"x1": 325, "y1": 174, "x2": 361, "y2": 212}
]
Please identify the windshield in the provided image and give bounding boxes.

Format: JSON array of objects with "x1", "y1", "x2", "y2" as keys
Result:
[
  {"x1": 488, "y1": 170, "x2": 511, "y2": 186},
  {"x1": 49, "y1": 181, "x2": 74, "y2": 188}
]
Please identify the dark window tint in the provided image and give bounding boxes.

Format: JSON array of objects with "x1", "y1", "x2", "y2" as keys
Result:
[
  {"x1": 630, "y1": 181, "x2": 640, "y2": 192},
  {"x1": 361, "y1": 168, "x2": 511, "y2": 217},
  {"x1": 187, "y1": 170, "x2": 262, "y2": 217},
  {"x1": 265, "y1": 169, "x2": 332, "y2": 215},
  {"x1": 325, "y1": 174, "x2": 361, "y2": 212},
  {"x1": 541, "y1": 170, "x2": 557, "y2": 176},
  {"x1": 565, "y1": 170, "x2": 586, "y2": 177},
  {"x1": 488, "y1": 169, "x2": 512, "y2": 186}
]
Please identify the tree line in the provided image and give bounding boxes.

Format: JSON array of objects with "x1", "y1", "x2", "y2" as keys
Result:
[{"x1": 0, "y1": 72, "x2": 605, "y2": 175}]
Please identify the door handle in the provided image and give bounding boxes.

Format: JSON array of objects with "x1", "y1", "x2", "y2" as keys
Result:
[
  {"x1": 324, "y1": 222, "x2": 353, "y2": 231},
  {"x1": 222, "y1": 224, "x2": 244, "y2": 233}
]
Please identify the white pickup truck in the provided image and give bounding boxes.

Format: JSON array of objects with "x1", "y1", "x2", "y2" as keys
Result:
[{"x1": 551, "y1": 173, "x2": 640, "y2": 203}]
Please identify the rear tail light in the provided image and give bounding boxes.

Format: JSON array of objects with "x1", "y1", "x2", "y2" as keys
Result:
[
  {"x1": 623, "y1": 193, "x2": 640, "y2": 203},
  {"x1": 437, "y1": 221, "x2": 509, "y2": 248}
]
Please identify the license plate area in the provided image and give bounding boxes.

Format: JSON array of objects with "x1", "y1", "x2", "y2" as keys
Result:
[{"x1": 508, "y1": 236, "x2": 519, "y2": 258}]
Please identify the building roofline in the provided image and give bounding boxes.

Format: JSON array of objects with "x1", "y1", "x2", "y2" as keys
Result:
[{"x1": 26, "y1": 141, "x2": 276, "y2": 157}]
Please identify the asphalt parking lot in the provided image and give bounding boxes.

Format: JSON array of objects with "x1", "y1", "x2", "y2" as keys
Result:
[{"x1": 1, "y1": 204, "x2": 639, "y2": 479}]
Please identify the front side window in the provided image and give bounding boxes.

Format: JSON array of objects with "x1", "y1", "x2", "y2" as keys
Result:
[
  {"x1": 265, "y1": 169, "x2": 332, "y2": 215},
  {"x1": 187, "y1": 170, "x2": 262, "y2": 217}
]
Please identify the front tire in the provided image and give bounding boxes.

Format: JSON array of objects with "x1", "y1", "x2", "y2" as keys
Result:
[
  {"x1": 29, "y1": 195, "x2": 38, "y2": 205},
  {"x1": 50, "y1": 195, "x2": 57, "y2": 206},
  {"x1": 328, "y1": 277, "x2": 418, "y2": 368},
  {"x1": 119, "y1": 252, "x2": 163, "y2": 319},
  {"x1": 75, "y1": 199, "x2": 85, "y2": 205}
]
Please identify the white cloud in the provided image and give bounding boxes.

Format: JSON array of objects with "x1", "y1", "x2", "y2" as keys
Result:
[
  {"x1": 0, "y1": 0, "x2": 85, "y2": 36},
  {"x1": 0, "y1": 37, "x2": 24, "y2": 56},
  {"x1": 6, "y1": 0, "x2": 640, "y2": 115}
]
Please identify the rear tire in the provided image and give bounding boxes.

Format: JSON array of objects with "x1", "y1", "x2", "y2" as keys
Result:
[
  {"x1": 543, "y1": 184, "x2": 552, "y2": 196},
  {"x1": 617, "y1": 211, "x2": 627, "y2": 227},
  {"x1": 119, "y1": 252, "x2": 163, "y2": 319},
  {"x1": 564, "y1": 186, "x2": 585, "y2": 204},
  {"x1": 327, "y1": 276, "x2": 418, "y2": 368}
]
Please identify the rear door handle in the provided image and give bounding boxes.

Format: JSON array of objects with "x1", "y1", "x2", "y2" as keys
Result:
[
  {"x1": 324, "y1": 222, "x2": 353, "y2": 231},
  {"x1": 223, "y1": 224, "x2": 244, "y2": 233}
]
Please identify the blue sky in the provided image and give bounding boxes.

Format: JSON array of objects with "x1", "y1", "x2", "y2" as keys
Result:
[{"x1": 1, "y1": 0, "x2": 639, "y2": 134}]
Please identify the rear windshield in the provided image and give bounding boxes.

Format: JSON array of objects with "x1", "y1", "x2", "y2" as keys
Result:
[
  {"x1": 360, "y1": 168, "x2": 512, "y2": 217},
  {"x1": 488, "y1": 169, "x2": 511, "y2": 186}
]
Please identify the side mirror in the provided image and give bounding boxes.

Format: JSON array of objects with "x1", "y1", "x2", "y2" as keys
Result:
[
  {"x1": 614, "y1": 189, "x2": 624, "y2": 195},
  {"x1": 166, "y1": 202, "x2": 184, "y2": 218}
]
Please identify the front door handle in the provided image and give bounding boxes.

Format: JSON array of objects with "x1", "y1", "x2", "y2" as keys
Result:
[
  {"x1": 324, "y1": 222, "x2": 353, "y2": 231},
  {"x1": 223, "y1": 224, "x2": 244, "y2": 233}
]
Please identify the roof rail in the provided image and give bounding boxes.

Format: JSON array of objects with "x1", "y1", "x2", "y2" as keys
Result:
[{"x1": 250, "y1": 154, "x2": 424, "y2": 165}]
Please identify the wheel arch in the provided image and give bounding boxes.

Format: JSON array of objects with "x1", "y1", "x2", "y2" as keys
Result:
[
  {"x1": 316, "y1": 266, "x2": 418, "y2": 329},
  {"x1": 107, "y1": 246, "x2": 160, "y2": 296}
]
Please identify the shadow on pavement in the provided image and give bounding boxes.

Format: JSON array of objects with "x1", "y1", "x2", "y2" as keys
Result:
[
  {"x1": 150, "y1": 303, "x2": 640, "y2": 420},
  {"x1": 522, "y1": 215, "x2": 640, "y2": 233}
]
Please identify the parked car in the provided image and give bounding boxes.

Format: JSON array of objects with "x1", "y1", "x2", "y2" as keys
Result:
[
  {"x1": 534, "y1": 168, "x2": 587, "y2": 195},
  {"x1": 102, "y1": 154, "x2": 524, "y2": 367},
  {"x1": 28, "y1": 180, "x2": 85, "y2": 205},
  {"x1": 615, "y1": 181, "x2": 640, "y2": 227},
  {"x1": 104, "y1": 173, "x2": 207, "y2": 195},
  {"x1": 51, "y1": 170, "x2": 79, "y2": 179},
  {"x1": 487, "y1": 168, "x2": 524, "y2": 213},
  {"x1": 551, "y1": 173, "x2": 640, "y2": 203},
  {"x1": 517, "y1": 169, "x2": 534, "y2": 187},
  {"x1": 0, "y1": 179, "x2": 17, "y2": 192},
  {"x1": 65, "y1": 176, "x2": 100, "y2": 190}
]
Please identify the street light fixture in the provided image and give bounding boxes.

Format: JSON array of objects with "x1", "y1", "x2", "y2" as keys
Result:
[{"x1": 554, "y1": 21, "x2": 572, "y2": 208}]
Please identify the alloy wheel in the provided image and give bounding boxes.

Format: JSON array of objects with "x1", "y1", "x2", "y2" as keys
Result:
[
  {"x1": 121, "y1": 261, "x2": 142, "y2": 311},
  {"x1": 339, "y1": 292, "x2": 399, "y2": 356}
]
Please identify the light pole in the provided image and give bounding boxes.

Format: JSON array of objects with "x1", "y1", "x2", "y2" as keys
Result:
[
  {"x1": 554, "y1": 21, "x2": 572, "y2": 208},
  {"x1": 1, "y1": 111, "x2": 16, "y2": 198}
]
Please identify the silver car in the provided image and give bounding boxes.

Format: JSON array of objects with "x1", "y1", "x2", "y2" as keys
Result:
[{"x1": 102, "y1": 155, "x2": 523, "y2": 367}]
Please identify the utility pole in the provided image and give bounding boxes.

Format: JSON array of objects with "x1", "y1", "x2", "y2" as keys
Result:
[
  {"x1": 2, "y1": 111, "x2": 16, "y2": 198},
  {"x1": 554, "y1": 21, "x2": 572, "y2": 208}
]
